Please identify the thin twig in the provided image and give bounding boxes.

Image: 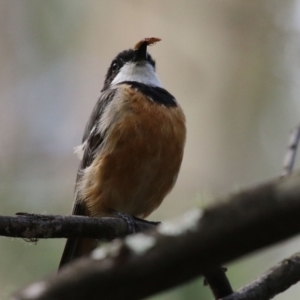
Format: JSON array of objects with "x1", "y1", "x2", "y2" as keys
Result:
[
  {"x1": 0, "y1": 213, "x2": 156, "y2": 240},
  {"x1": 203, "y1": 267, "x2": 233, "y2": 299},
  {"x1": 221, "y1": 252, "x2": 300, "y2": 300},
  {"x1": 282, "y1": 124, "x2": 300, "y2": 176}
]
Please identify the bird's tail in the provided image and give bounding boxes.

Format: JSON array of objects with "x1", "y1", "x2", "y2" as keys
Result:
[{"x1": 58, "y1": 238, "x2": 97, "y2": 270}]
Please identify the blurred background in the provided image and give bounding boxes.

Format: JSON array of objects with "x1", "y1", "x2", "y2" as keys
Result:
[{"x1": 1, "y1": 1, "x2": 300, "y2": 299}]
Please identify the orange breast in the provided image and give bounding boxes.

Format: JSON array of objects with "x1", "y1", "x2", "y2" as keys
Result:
[{"x1": 80, "y1": 85, "x2": 186, "y2": 218}]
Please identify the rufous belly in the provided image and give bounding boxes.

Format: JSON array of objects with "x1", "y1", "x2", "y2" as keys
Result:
[{"x1": 80, "y1": 85, "x2": 186, "y2": 218}]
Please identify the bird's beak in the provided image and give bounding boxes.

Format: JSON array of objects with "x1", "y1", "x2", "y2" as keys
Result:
[
  {"x1": 132, "y1": 37, "x2": 161, "y2": 62},
  {"x1": 133, "y1": 41, "x2": 148, "y2": 62}
]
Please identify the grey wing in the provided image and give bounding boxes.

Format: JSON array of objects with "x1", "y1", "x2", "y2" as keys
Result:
[
  {"x1": 72, "y1": 88, "x2": 117, "y2": 215},
  {"x1": 59, "y1": 88, "x2": 117, "y2": 269}
]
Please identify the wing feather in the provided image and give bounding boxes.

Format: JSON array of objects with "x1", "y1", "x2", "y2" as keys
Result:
[{"x1": 59, "y1": 88, "x2": 117, "y2": 269}]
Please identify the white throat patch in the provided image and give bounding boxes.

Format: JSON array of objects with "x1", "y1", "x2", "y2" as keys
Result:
[{"x1": 111, "y1": 62, "x2": 162, "y2": 87}]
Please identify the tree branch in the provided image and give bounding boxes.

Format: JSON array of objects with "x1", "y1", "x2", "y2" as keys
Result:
[
  {"x1": 0, "y1": 213, "x2": 231, "y2": 298},
  {"x1": 204, "y1": 267, "x2": 233, "y2": 299},
  {"x1": 13, "y1": 172, "x2": 300, "y2": 300},
  {"x1": 222, "y1": 252, "x2": 300, "y2": 300},
  {"x1": 0, "y1": 213, "x2": 155, "y2": 240}
]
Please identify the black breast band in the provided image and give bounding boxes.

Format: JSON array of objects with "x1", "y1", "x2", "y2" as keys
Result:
[{"x1": 120, "y1": 81, "x2": 177, "y2": 107}]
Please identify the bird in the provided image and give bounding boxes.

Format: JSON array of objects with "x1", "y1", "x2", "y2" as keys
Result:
[{"x1": 59, "y1": 37, "x2": 186, "y2": 269}]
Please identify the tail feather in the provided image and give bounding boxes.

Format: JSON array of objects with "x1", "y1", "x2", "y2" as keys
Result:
[
  {"x1": 58, "y1": 238, "x2": 97, "y2": 270},
  {"x1": 58, "y1": 200, "x2": 97, "y2": 270}
]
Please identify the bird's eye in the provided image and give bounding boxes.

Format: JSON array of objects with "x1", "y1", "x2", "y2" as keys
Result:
[{"x1": 112, "y1": 62, "x2": 119, "y2": 72}]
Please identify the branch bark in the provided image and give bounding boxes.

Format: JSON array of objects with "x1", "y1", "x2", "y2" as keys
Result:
[
  {"x1": 13, "y1": 172, "x2": 300, "y2": 300},
  {"x1": 0, "y1": 213, "x2": 154, "y2": 240},
  {"x1": 222, "y1": 252, "x2": 300, "y2": 300},
  {"x1": 0, "y1": 214, "x2": 231, "y2": 299}
]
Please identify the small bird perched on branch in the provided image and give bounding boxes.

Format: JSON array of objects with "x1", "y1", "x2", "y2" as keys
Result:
[{"x1": 59, "y1": 37, "x2": 186, "y2": 269}]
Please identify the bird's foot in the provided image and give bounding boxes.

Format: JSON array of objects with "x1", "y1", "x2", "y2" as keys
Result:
[{"x1": 112, "y1": 212, "x2": 160, "y2": 234}]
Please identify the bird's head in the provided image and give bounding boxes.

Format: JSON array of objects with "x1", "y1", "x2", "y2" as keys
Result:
[{"x1": 101, "y1": 37, "x2": 162, "y2": 92}]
